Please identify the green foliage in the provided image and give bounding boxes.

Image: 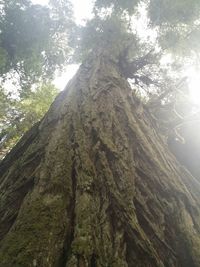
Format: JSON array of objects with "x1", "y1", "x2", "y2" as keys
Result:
[
  {"x1": 0, "y1": 47, "x2": 8, "y2": 73},
  {"x1": 94, "y1": 0, "x2": 140, "y2": 15},
  {"x1": 0, "y1": 83, "x2": 58, "y2": 158},
  {"x1": 147, "y1": 0, "x2": 200, "y2": 56},
  {"x1": 75, "y1": 15, "x2": 139, "y2": 62},
  {"x1": 0, "y1": 0, "x2": 73, "y2": 88},
  {"x1": 149, "y1": 0, "x2": 200, "y2": 26}
]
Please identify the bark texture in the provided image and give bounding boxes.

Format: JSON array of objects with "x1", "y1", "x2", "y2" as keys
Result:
[{"x1": 0, "y1": 52, "x2": 200, "y2": 267}]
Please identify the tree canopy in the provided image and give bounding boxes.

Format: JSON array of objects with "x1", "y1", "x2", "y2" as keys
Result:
[
  {"x1": 0, "y1": 0, "x2": 73, "y2": 87},
  {"x1": 1, "y1": 0, "x2": 200, "y2": 159}
]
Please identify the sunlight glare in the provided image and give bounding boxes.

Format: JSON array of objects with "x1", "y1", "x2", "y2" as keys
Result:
[
  {"x1": 31, "y1": 0, "x2": 93, "y2": 25},
  {"x1": 53, "y1": 65, "x2": 79, "y2": 90},
  {"x1": 73, "y1": 0, "x2": 93, "y2": 25},
  {"x1": 187, "y1": 67, "x2": 200, "y2": 106}
]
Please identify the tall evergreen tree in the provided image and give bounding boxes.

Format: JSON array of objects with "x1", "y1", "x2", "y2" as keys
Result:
[
  {"x1": 0, "y1": 0, "x2": 200, "y2": 266},
  {"x1": 0, "y1": 0, "x2": 73, "y2": 156}
]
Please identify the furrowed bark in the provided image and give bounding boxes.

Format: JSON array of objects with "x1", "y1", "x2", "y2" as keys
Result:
[{"x1": 0, "y1": 51, "x2": 200, "y2": 267}]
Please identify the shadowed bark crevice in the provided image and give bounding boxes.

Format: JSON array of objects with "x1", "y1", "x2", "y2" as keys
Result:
[{"x1": 58, "y1": 160, "x2": 77, "y2": 267}]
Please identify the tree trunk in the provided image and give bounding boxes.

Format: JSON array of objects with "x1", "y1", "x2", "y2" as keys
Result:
[{"x1": 0, "y1": 51, "x2": 200, "y2": 267}]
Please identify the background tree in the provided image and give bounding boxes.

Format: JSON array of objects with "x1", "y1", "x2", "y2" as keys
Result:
[
  {"x1": 0, "y1": 0, "x2": 200, "y2": 266},
  {"x1": 0, "y1": 0, "x2": 73, "y2": 88},
  {"x1": 0, "y1": 83, "x2": 58, "y2": 158},
  {"x1": 0, "y1": 0, "x2": 73, "y2": 157}
]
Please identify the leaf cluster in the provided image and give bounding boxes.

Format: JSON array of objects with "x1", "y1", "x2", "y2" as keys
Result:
[
  {"x1": 0, "y1": 0, "x2": 74, "y2": 88},
  {"x1": 0, "y1": 83, "x2": 58, "y2": 159}
]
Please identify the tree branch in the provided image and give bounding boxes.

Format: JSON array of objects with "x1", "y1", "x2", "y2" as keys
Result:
[{"x1": 119, "y1": 49, "x2": 156, "y2": 78}]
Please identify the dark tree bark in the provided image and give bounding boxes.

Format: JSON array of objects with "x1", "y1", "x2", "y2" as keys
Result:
[{"x1": 0, "y1": 51, "x2": 200, "y2": 267}]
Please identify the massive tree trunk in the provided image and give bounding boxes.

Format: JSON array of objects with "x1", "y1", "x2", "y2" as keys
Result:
[{"x1": 0, "y1": 51, "x2": 200, "y2": 267}]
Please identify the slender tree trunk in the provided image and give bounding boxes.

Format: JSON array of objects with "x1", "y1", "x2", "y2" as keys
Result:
[{"x1": 0, "y1": 52, "x2": 200, "y2": 267}]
